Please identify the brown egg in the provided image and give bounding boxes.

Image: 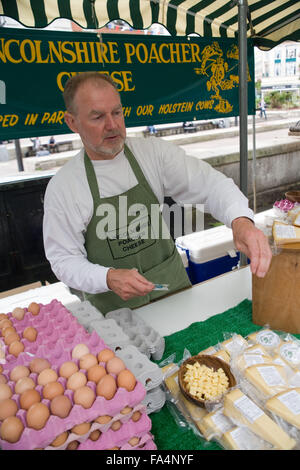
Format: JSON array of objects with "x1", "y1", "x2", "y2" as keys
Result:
[
  {"x1": 67, "y1": 371, "x2": 87, "y2": 391},
  {"x1": 0, "y1": 314, "x2": 7, "y2": 321},
  {"x1": 8, "y1": 340, "x2": 24, "y2": 357},
  {"x1": 106, "y1": 357, "x2": 126, "y2": 375},
  {"x1": 12, "y1": 307, "x2": 25, "y2": 321},
  {"x1": 71, "y1": 343, "x2": 90, "y2": 359},
  {"x1": 89, "y1": 429, "x2": 101, "y2": 441},
  {"x1": 79, "y1": 353, "x2": 98, "y2": 370},
  {"x1": 50, "y1": 395, "x2": 72, "y2": 418},
  {"x1": 66, "y1": 440, "x2": 79, "y2": 450},
  {"x1": 132, "y1": 410, "x2": 142, "y2": 422},
  {"x1": 73, "y1": 386, "x2": 95, "y2": 409},
  {"x1": 117, "y1": 369, "x2": 136, "y2": 392},
  {"x1": 96, "y1": 374, "x2": 117, "y2": 400},
  {"x1": 0, "y1": 398, "x2": 18, "y2": 420},
  {"x1": 37, "y1": 368, "x2": 58, "y2": 386},
  {"x1": 4, "y1": 332, "x2": 20, "y2": 345},
  {"x1": 2, "y1": 326, "x2": 16, "y2": 337},
  {"x1": 128, "y1": 436, "x2": 140, "y2": 447},
  {"x1": 23, "y1": 327, "x2": 37, "y2": 342},
  {"x1": 14, "y1": 376, "x2": 36, "y2": 394},
  {"x1": 0, "y1": 416, "x2": 24, "y2": 443},
  {"x1": 26, "y1": 402, "x2": 50, "y2": 430},
  {"x1": 50, "y1": 431, "x2": 69, "y2": 447},
  {"x1": 94, "y1": 414, "x2": 112, "y2": 425},
  {"x1": 0, "y1": 319, "x2": 13, "y2": 329},
  {"x1": 42, "y1": 381, "x2": 64, "y2": 400},
  {"x1": 0, "y1": 383, "x2": 12, "y2": 400},
  {"x1": 59, "y1": 361, "x2": 79, "y2": 379},
  {"x1": 120, "y1": 406, "x2": 133, "y2": 415},
  {"x1": 29, "y1": 358, "x2": 51, "y2": 374},
  {"x1": 10, "y1": 365, "x2": 30, "y2": 382},
  {"x1": 87, "y1": 364, "x2": 106, "y2": 383},
  {"x1": 19, "y1": 389, "x2": 41, "y2": 410},
  {"x1": 71, "y1": 422, "x2": 91, "y2": 435},
  {"x1": 110, "y1": 420, "x2": 122, "y2": 431},
  {"x1": 28, "y1": 302, "x2": 40, "y2": 316},
  {"x1": 0, "y1": 374, "x2": 7, "y2": 384},
  {"x1": 97, "y1": 348, "x2": 115, "y2": 363}
]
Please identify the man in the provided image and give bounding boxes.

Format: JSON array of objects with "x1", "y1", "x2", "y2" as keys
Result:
[{"x1": 43, "y1": 72, "x2": 272, "y2": 314}]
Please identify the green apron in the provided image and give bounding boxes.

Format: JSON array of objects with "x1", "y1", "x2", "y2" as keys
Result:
[{"x1": 83, "y1": 143, "x2": 191, "y2": 314}]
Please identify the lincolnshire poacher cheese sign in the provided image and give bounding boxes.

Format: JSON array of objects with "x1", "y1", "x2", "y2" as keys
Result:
[{"x1": 0, "y1": 27, "x2": 255, "y2": 139}]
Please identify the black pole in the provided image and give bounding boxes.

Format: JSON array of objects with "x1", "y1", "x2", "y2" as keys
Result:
[{"x1": 14, "y1": 139, "x2": 24, "y2": 172}]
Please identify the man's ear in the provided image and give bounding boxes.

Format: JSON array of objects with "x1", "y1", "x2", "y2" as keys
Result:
[{"x1": 64, "y1": 111, "x2": 78, "y2": 133}]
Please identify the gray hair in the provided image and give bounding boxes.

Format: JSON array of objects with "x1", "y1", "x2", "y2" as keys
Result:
[{"x1": 63, "y1": 72, "x2": 119, "y2": 114}]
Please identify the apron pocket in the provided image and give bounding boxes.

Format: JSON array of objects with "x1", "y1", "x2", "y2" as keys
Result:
[{"x1": 141, "y1": 247, "x2": 191, "y2": 301}]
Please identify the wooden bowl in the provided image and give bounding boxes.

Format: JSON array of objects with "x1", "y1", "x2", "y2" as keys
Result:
[
  {"x1": 178, "y1": 355, "x2": 236, "y2": 408},
  {"x1": 285, "y1": 191, "x2": 300, "y2": 203}
]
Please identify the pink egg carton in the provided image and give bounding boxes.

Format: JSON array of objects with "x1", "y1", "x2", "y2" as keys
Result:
[
  {"x1": 77, "y1": 413, "x2": 154, "y2": 450},
  {"x1": 4, "y1": 300, "x2": 104, "y2": 365},
  {"x1": 0, "y1": 377, "x2": 147, "y2": 450}
]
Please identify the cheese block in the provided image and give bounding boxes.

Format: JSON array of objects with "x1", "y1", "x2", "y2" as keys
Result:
[
  {"x1": 198, "y1": 346, "x2": 217, "y2": 355},
  {"x1": 276, "y1": 341, "x2": 300, "y2": 369},
  {"x1": 162, "y1": 363, "x2": 208, "y2": 432},
  {"x1": 223, "y1": 388, "x2": 296, "y2": 449},
  {"x1": 292, "y1": 211, "x2": 300, "y2": 227},
  {"x1": 247, "y1": 329, "x2": 282, "y2": 350},
  {"x1": 244, "y1": 363, "x2": 289, "y2": 397},
  {"x1": 235, "y1": 351, "x2": 273, "y2": 371},
  {"x1": 198, "y1": 407, "x2": 233, "y2": 440},
  {"x1": 220, "y1": 426, "x2": 271, "y2": 450},
  {"x1": 272, "y1": 221, "x2": 300, "y2": 245},
  {"x1": 266, "y1": 388, "x2": 300, "y2": 430},
  {"x1": 220, "y1": 335, "x2": 248, "y2": 356},
  {"x1": 212, "y1": 350, "x2": 230, "y2": 363},
  {"x1": 245, "y1": 344, "x2": 271, "y2": 356}
]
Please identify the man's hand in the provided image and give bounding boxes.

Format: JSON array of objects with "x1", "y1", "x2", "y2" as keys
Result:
[
  {"x1": 231, "y1": 217, "x2": 272, "y2": 278},
  {"x1": 106, "y1": 268, "x2": 155, "y2": 301}
]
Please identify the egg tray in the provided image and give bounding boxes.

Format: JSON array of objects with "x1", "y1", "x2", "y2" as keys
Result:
[
  {"x1": 0, "y1": 365, "x2": 146, "y2": 450},
  {"x1": 44, "y1": 405, "x2": 149, "y2": 450},
  {"x1": 66, "y1": 300, "x2": 104, "y2": 329},
  {"x1": 77, "y1": 412, "x2": 153, "y2": 450},
  {"x1": 88, "y1": 319, "x2": 131, "y2": 353},
  {"x1": 3, "y1": 300, "x2": 108, "y2": 367},
  {"x1": 116, "y1": 345, "x2": 163, "y2": 392},
  {"x1": 142, "y1": 386, "x2": 166, "y2": 414},
  {"x1": 106, "y1": 308, "x2": 165, "y2": 361}
]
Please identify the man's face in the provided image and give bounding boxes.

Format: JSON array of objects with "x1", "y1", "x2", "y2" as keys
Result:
[{"x1": 65, "y1": 80, "x2": 126, "y2": 160}]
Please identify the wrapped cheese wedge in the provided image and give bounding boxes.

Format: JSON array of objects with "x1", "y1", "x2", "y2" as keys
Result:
[
  {"x1": 223, "y1": 388, "x2": 296, "y2": 450},
  {"x1": 266, "y1": 388, "x2": 300, "y2": 430},
  {"x1": 272, "y1": 221, "x2": 300, "y2": 245}
]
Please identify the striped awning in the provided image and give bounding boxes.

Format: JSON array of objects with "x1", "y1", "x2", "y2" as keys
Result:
[{"x1": 0, "y1": 0, "x2": 299, "y2": 50}]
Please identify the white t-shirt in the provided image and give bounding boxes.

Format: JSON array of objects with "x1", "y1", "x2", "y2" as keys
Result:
[{"x1": 43, "y1": 136, "x2": 253, "y2": 294}]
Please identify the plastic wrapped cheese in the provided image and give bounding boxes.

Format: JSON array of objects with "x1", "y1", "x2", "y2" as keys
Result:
[
  {"x1": 266, "y1": 388, "x2": 300, "y2": 430},
  {"x1": 223, "y1": 388, "x2": 296, "y2": 450}
]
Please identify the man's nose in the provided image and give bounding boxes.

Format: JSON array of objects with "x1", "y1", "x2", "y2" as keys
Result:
[{"x1": 105, "y1": 113, "x2": 117, "y2": 129}]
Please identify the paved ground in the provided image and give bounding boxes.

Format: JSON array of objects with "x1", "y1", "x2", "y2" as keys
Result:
[{"x1": 0, "y1": 111, "x2": 299, "y2": 180}]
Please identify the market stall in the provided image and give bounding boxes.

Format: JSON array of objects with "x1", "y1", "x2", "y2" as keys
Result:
[{"x1": 0, "y1": 0, "x2": 299, "y2": 453}]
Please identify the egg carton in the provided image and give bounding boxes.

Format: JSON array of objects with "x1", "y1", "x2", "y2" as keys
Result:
[
  {"x1": 66, "y1": 300, "x2": 104, "y2": 329},
  {"x1": 45, "y1": 406, "x2": 149, "y2": 450},
  {"x1": 106, "y1": 308, "x2": 165, "y2": 361},
  {"x1": 3, "y1": 299, "x2": 101, "y2": 365},
  {"x1": 0, "y1": 355, "x2": 147, "y2": 450},
  {"x1": 77, "y1": 412, "x2": 153, "y2": 450},
  {"x1": 142, "y1": 386, "x2": 166, "y2": 414},
  {"x1": 116, "y1": 345, "x2": 163, "y2": 392},
  {"x1": 88, "y1": 319, "x2": 131, "y2": 353}
]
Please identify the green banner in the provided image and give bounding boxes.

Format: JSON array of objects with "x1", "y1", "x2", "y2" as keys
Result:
[{"x1": 0, "y1": 28, "x2": 255, "y2": 139}]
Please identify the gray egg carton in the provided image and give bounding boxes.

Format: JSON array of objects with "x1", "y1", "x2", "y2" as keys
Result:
[
  {"x1": 66, "y1": 300, "x2": 104, "y2": 328},
  {"x1": 142, "y1": 386, "x2": 166, "y2": 414},
  {"x1": 106, "y1": 308, "x2": 165, "y2": 361},
  {"x1": 88, "y1": 318, "x2": 131, "y2": 353},
  {"x1": 116, "y1": 345, "x2": 163, "y2": 392}
]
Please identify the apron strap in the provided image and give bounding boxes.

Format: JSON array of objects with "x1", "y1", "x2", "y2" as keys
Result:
[{"x1": 83, "y1": 142, "x2": 160, "y2": 209}]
